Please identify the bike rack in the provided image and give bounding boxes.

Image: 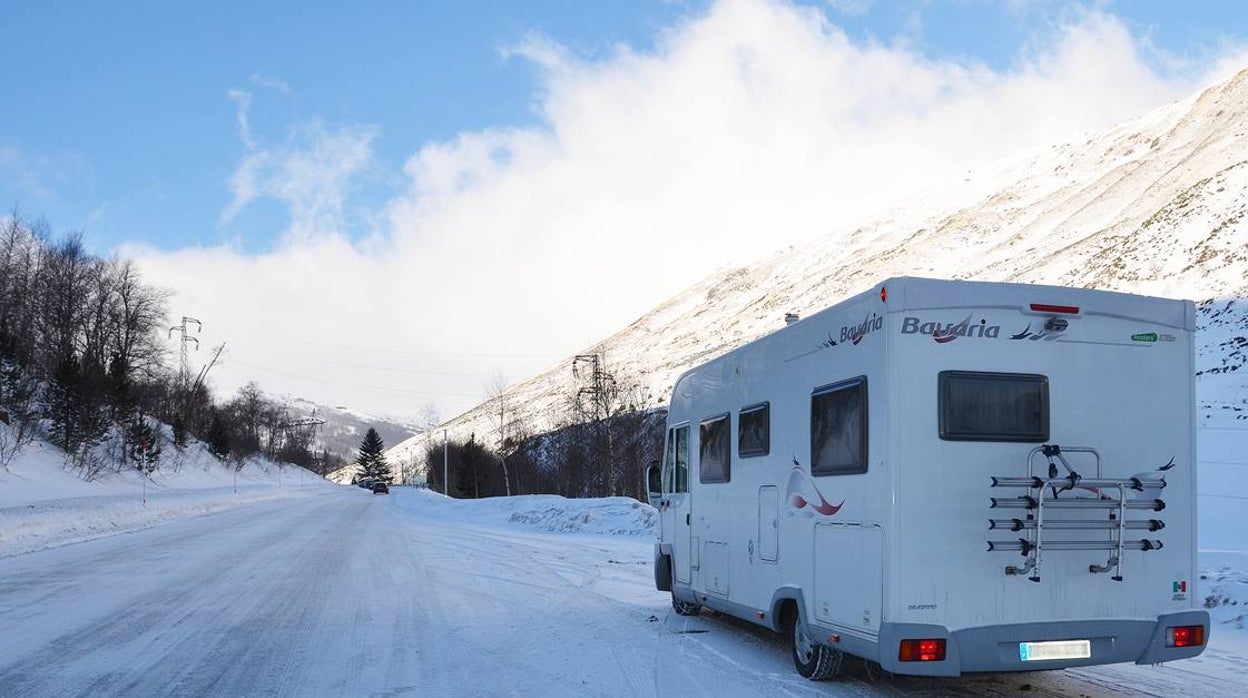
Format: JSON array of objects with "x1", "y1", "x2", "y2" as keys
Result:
[{"x1": 987, "y1": 445, "x2": 1167, "y2": 582}]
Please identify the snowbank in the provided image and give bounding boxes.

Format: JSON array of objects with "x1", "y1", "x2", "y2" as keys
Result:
[
  {"x1": 1201, "y1": 551, "x2": 1248, "y2": 656},
  {"x1": 393, "y1": 488, "x2": 658, "y2": 539},
  {"x1": 0, "y1": 431, "x2": 333, "y2": 558}
]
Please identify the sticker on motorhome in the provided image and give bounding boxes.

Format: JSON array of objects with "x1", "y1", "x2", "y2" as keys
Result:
[
  {"x1": 1008, "y1": 323, "x2": 1049, "y2": 341},
  {"x1": 1172, "y1": 580, "x2": 1188, "y2": 601},
  {"x1": 785, "y1": 459, "x2": 844, "y2": 518},
  {"x1": 901, "y1": 315, "x2": 1002, "y2": 343},
  {"x1": 841, "y1": 313, "x2": 884, "y2": 345}
]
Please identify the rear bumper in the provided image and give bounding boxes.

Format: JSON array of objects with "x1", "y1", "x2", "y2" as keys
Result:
[{"x1": 875, "y1": 610, "x2": 1209, "y2": 676}]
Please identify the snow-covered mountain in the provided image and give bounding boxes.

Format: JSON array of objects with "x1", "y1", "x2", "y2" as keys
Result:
[
  {"x1": 392, "y1": 67, "x2": 1248, "y2": 458},
  {"x1": 282, "y1": 398, "x2": 422, "y2": 461}
]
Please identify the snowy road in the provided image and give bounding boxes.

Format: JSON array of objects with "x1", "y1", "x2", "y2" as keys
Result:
[{"x1": 1, "y1": 487, "x2": 1244, "y2": 697}]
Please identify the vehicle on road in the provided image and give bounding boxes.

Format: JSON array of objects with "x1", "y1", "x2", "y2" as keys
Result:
[
  {"x1": 647, "y1": 277, "x2": 1207, "y2": 680},
  {"x1": 372, "y1": 482, "x2": 389, "y2": 495}
]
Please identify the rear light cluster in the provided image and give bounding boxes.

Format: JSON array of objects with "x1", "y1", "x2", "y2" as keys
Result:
[
  {"x1": 1167, "y1": 625, "x2": 1205, "y2": 648},
  {"x1": 898, "y1": 638, "x2": 946, "y2": 662}
]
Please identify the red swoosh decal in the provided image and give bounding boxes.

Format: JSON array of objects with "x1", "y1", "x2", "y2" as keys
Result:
[
  {"x1": 811, "y1": 492, "x2": 844, "y2": 515},
  {"x1": 787, "y1": 465, "x2": 845, "y2": 517}
]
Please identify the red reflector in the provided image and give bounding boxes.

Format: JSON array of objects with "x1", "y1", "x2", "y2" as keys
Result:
[
  {"x1": 1029, "y1": 303, "x2": 1080, "y2": 315},
  {"x1": 1167, "y1": 625, "x2": 1205, "y2": 648},
  {"x1": 899, "y1": 638, "x2": 946, "y2": 662},
  {"x1": 880, "y1": 286, "x2": 888, "y2": 303}
]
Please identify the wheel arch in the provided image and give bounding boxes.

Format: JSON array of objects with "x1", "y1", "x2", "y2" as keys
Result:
[{"x1": 769, "y1": 585, "x2": 808, "y2": 634}]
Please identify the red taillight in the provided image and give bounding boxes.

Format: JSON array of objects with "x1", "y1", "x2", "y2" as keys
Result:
[
  {"x1": 1029, "y1": 303, "x2": 1080, "y2": 315},
  {"x1": 1167, "y1": 625, "x2": 1205, "y2": 648},
  {"x1": 898, "y1": 638, "x2": 946, "y2": 662},
  {"x1": 880, "y1": 286, "x2": 888, "y2": 303}
]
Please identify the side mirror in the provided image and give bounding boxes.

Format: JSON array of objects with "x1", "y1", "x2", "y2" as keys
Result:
[{"x1": 645, "y1": 461, "x2": 662, "y2": 508}]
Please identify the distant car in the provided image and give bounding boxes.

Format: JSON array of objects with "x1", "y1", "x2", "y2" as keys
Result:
[
  {"x1": 372, "y1": 482, "x2": 389, "y2": 495},
  {"x1": 357, "y1": 480, "x2": 375, "y2": 489}
]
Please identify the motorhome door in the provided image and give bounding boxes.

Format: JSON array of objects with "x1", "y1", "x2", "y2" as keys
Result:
[{"x1": 663, "y1": 424, "x2": 693, "y2": 585}]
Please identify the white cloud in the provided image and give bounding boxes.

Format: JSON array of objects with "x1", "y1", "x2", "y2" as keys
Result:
[
  {"x1": 222, "y1": 78, "x2": 377, "y2": 238},
  {"x1": 131, "y1": 0, "x2": 1245, "y2": 419},
  {"x1": 219, "y1": 113, "x2": 377, "y2": 239}
]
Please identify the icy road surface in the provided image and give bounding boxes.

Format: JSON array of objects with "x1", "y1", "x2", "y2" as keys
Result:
[{"x1": 0, "y1": 487, "x2": 1244, "y2": 697}]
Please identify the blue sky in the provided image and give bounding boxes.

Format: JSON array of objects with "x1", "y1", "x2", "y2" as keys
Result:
[
  {"x1": 3, "y1": 0, "x2": 1241, "y2": 254},
  {"x1": 2, "y1": 1, "x2": 1245, "y2": 419},
  {"x1": 4, "y1": 0, "x2": 700, "y2": 252}
]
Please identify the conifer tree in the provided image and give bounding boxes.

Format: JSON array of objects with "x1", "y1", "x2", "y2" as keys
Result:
[
  {"x1": 356, "y1": 427, "x2": 391, "y2": 483},
  {"x1": 206, "y1": 412, "x2": 231, "y2": 461},
  {"x1": 127, "y1": 416, "x2": 161, "y2": 474}
]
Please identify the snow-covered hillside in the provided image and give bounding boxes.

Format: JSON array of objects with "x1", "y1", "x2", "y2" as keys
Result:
[{"x1": 393, "y1": 67, "x2": 1248, "y2": 456}]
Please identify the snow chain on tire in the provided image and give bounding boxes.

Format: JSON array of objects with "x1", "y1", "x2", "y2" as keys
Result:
[
  {"x1": 806, "y1": 642, "x2": 843, "y2": 681},
  {"x1": 672, "y1": 594, "x2": 701, "y2": 616},
  {"x1": 791, "y1": 609, "x2": 844, "y2": 681}
]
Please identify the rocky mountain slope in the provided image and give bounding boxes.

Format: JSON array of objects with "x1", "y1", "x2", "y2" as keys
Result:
[{"x1": 390, "y1": 67, "x2": 1248, "y2": 463}]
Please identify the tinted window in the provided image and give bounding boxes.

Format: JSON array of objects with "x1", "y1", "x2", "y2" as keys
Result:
[
  {"x1": 674, "y1": 425, "x2": 689, "y2": 493},
  {"x1": 738, "y1": 403, "x2": 770, "y2": 458},
  {"x1": 811, "y1": 377, "x2": 867, "y2": 476},
  {"x1": 699, "y1": 415, "x2": 731, "y2": 483},
  {"x1": 662, "y1": 429, "x2": 675, "y2": 493},
  {"x1": 663, "y1": 425, "x2": 690, "y2": 493},
  {"x1": 939, "y1": 371, "x2": 1049, "y2": 442}
]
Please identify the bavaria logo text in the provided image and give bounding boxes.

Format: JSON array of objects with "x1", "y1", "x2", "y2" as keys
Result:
[
  {"x1": 841, "y1": 314, "x2": 885, "y2": 345},
  {"x1": 901, "y1": 315, "x2": 1001, "y2": 344}
]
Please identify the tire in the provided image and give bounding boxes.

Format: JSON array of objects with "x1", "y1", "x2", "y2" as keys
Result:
[
  {"x1": 654, "y1": 553, "x2": 672, "y2": 592},
  {"x1": 787, "y1": 606, "x2": 843, "y2": 681},
  {"x1": 671, "y1": 593, "x2": 701, "y2": 616}
]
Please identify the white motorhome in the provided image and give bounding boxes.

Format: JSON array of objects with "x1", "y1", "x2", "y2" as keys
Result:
[{"x1": 647, "y1": 277, "x2": 1208, "y2": 679}]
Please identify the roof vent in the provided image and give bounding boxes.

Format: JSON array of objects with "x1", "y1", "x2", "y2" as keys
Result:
[{"x1": 784, "y1": 312, "x2": 800, "y2": 326}]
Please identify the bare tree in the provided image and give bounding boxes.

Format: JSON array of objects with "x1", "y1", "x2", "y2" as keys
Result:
[
  {"x1": 486, "y1": 372, "x2": 514, "y2": 496},
  {"x1": 105, "y1": 258, "x2": 170, "y2": 380}
]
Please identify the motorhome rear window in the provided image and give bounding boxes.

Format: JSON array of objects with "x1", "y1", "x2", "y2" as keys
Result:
[
  {"x1": 939, "y1": 371, "x2": 1049, "y2": 442},
  {"x1": 738, "y1": 403, "x2": 770, "y2": 458},
  {"x1": 699, "y1": 414, "x2": 731, "y2": 484},
  {"x1": 810, "y1": 377, "x2": 868, "y2": 476}
]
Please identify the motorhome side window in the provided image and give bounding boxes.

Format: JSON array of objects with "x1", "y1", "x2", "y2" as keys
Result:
[
  {"x1": 674, "y1": 425, "x2": 689, "y2": 492},
  {"x1": 810, "y1": 377, "x2": 867, "y2": 476},
  {"x1": 738, "y1": 402, "x2": 769, "y2": 458},
  {"x1": 664, "y1": 425, "x2": 690, "y2": 493},
  {"x1": 699, "y1": 414, "x2": 731, "y2": 484},
  {"x1": 939, "y1": 371, "x2": 1049, "y2": 442}
]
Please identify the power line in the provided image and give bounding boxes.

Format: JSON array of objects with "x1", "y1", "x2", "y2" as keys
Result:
[
  {"x1": 1199, "y1": 492, "x2": 1248, "y2": 500},
  {"x1": 227, "y1": 330, "x2": 561, "y2": 360},
  {"x1": 236, "y1": 345, "x2": 502, "y2": 379},
  {"x1": 226, "y1": 359, "x2": 483, "y2": 399}
]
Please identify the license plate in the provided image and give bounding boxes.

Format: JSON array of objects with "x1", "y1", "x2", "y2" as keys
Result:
[{"x1": 1019, "y1": 639, "x2": 1091, "y2": 662}]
